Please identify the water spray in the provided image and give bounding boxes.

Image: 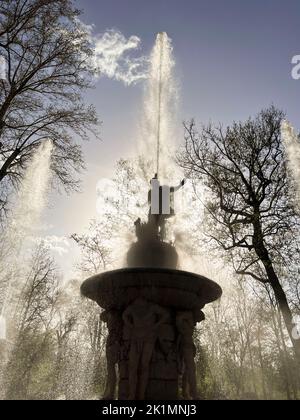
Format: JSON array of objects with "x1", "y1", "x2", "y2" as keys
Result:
[
  {"x1": 0, "y1": 140, "x2": 53, "y2": 341},
  {"x1": 156, "y1": 32, "x2": 165, "y2": 178},
  {"x1": 138, "y1": 31, "x2": 176, "y2": 182},
  {"x1": 281, "y1": 120, "x2": 300, "y2": 210}
]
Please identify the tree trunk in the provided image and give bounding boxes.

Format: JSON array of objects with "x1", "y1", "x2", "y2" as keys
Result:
[
  {"x1": 277, "y1": 313, "x2": 299, "y2": 399},
  {"x1": 0, "y1": 148, "x2": 20, "y2": 182},
  {"x1": 270, "y1": 310, "x2": 292, "y2": 399},
  {"x1": 253, "y1": 215, "x2": 300, "y2": 363},
  {"x1": 264, "y1": 261, "x2": 300, "y2": 361},
  {"x1": 257, "y1": 327, "x2": 268, "y2": 400}
]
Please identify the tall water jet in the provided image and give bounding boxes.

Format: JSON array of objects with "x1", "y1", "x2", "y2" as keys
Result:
[
  {"x1": 81, "y1": 33, "x2": 222, "y2": 400},
  {"x1": 139, "y1": 32, "x2": 178, "y2": 182},
  {"x1": 0, "y1": 140, "x2": 53, "y2": 341},
  {"x1": 281, "y1": 120, "x2": 300, "y2": 210}
]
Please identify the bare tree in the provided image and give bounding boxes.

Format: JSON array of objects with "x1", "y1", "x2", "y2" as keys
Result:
[
  {"x1": 0, "y1": 0, "x2": 100, "y2": 210},
  {"x1": 178, "y1": 106, "x2": 300, "y2": 360},
  {"x1": 17, "y1": 244, "x2": 59, "y2": 332},
  {"x1": 71, "y1": 221, "x2": 113, "y2": 276},
  {"x1": 5, "y1": 243, "x2": 60, "y2": 399},
  {"x1": 200, "y1": 278, "x2": 299, "y2": 399}
]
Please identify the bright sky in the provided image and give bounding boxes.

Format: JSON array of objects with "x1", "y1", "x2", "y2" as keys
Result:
[{"x1": 44, "y1": 0, "x2": 300, "y2": 278}]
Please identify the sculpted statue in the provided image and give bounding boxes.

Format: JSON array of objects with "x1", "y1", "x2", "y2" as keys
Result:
[
  {"x1": 134, "y1": 217, "x2": 157, "y2": 242},
  {"x1": 157, "y1": 318, "x2": 175, "y2": 362},
  {"x1": 100, "y1": 309, "x2": 123, "y2": 400},
  {"x1": 176, "y1": 310, "x2": 200, "y2": 400},
  {"x1": 148, "y1": 174, "x2": 185, "y2": 241},
  {"x1": 122, "y1": 298, "x2": 169, "y2": 400}
]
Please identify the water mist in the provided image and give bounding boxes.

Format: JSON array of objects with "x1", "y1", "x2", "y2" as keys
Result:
[
  {"x1": 138, "y1": 32, "x2": 179, "y2": 182},
  {"x1": 281, "y1": 120, "x2": 300, "y2": 210},
  {"x1": 0, "y1": 140, "x2": 53, "y2": 341}
]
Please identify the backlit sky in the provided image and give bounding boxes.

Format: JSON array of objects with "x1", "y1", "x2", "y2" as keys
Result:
[{"x1": 45, "y1": 0, "x2": 300, "y2": 278}]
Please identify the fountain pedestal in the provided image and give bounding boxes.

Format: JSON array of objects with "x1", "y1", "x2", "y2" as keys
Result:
[
  {"x1": 81, "y1": 266, "x2": 222, "y2": 400},
  {"x1": 81, "y1": 203, "x2": 222, "y2": 400}
]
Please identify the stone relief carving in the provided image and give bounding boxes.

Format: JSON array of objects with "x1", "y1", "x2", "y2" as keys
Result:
[
  {"x1": 176, "y1": 310, "x2": 201, "y2": 400},
  {"x1": 100, "y1": 309, "x2": 123, "y2": 400},
  {"x1": 100, "y1": 299, "x2": 206, "y2": 400},
  {"x1": 122, "y1": 298, "x2": 169, "y2": 400}
]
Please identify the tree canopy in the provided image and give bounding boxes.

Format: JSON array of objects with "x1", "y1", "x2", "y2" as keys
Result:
[{"x1": 0, "y1": 0, "x2": 100, "y2": 214}]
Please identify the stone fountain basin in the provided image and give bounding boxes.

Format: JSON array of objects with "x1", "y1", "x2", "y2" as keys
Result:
[{"x1": 81, "y1": 267, "x2": 222, "y2": 311}]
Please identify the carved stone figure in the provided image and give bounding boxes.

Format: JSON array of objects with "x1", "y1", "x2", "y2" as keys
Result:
[
  {"x1": 100, "y1": 309, "x2": 123, "y2": 400},
  {"x1": 134, "y1": 217, "x2": 157, "y2": 242},
  {"x1": 176, "y1": 310, "x2": 199, "y2": 400},
  {"x1": 122, "y1": 298, "x2": 169, "y2": 400},
  {"x1": 157, "y1": 316, "x2": 174, "y2": 362}
]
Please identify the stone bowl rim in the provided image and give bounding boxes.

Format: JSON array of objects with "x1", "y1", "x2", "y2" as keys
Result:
[{"x1": 81, "y1": 267, "x2": 223, "y2": 309}]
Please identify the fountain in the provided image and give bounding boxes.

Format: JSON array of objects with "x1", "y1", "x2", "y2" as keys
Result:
[{"x1": 81, "y1": 33, "x2": 222, "y2": 400}]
